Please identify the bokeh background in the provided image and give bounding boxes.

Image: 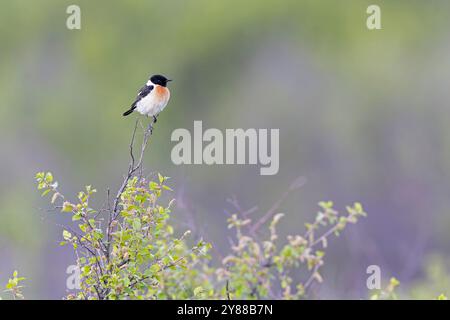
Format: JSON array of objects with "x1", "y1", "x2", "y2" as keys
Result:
[{"x1": 1, "y1": 0, "x2": 450, "y2": 299}]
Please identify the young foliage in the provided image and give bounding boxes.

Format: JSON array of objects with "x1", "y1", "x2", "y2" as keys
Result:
[
  {"x1": 369, "y1": 277, "x2": 401, "y2": 300},
  {"x1": 36, "y1": 172, "x2": 211, "y2": 299},
  {"x1": 36, "y1": 170, "x2": 368, "y2": 299},
  {"x1": 215, "y1": 201, "x2": 367, "y2": 299},
  {"x1": 33, "y1": 120, "x2": 369, "y2": 300},
  {"x1": 3, "y1": 271, "x2": 26, "y2": 300}
]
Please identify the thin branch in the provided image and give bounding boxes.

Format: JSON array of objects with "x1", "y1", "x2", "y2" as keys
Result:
[
  {"x1": 249, "y1": 176, "x2": 306, "y2": 234},
  {"x1": 304, "y1": 264, "x2": 321, "y2": 291},
  {"x1": 106, "y1": 117, "x2": 156, "y2": 256},
  {"x1": 309, "y1": 225, "x2": 338, "y2": 248},
  {"x1": 226, "y1": 280, "x2": 231, "y2": 300}
]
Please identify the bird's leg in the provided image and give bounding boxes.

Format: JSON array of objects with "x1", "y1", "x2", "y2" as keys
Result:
[{"x1": 152, "y1": 115, "x2": 157, "y2": 123}]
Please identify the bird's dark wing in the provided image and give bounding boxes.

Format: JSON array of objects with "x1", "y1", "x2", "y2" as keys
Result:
[
  {"x1": 137, "y1": 85, "x2": 154, "y2": 98},
  {"x1": 123, "y1": 85, "x2": 154, "y2": 116}
]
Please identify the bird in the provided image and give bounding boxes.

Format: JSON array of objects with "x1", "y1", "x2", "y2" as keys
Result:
[{"x1": 123, "y1": 74, "x2": 172, "y2": 122}]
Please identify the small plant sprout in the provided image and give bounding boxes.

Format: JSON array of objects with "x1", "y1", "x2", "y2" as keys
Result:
[{"x1": 4, "y1": 271, "x2": 26, "y2": 300}]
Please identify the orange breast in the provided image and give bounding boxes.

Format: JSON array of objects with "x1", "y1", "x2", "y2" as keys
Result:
[{"x1": 155, "y1": 85, "x2": 170, "y2": 103}]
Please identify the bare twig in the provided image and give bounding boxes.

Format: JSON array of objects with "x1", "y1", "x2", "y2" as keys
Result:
[
  {"x1": 106, "y1": 117, "x2": 156, "y2": 256},
  {"x1": 249, "y1": 176, "x2": 306, "y2": 234},
  {"x1": 226, "y1": 280, "x2": 231, "y2": 300},
  {"x1": 304, "y1": 264, "x2": 321, "y2": 291}
]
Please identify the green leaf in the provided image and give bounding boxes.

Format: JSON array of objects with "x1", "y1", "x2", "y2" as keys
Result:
[
  {"x1": 44, "y1": 172, "x2": 53, "y2": 183},
  {"x1": 62, "y1": 202, "x2": 74, "y2": 213},
  {"x1": 79, "y1": 224, "x2": 87, "y2": 233},
  {"x1": 63, "y1": 230, "x2": 72, "y2": 241},
  {"x1": 390, "y1": 277, "x2": 400, "y2": 287},
  {"x1": 149, "y1": 181, "x2": 159, "y2": 191},
  {"x1": 149, "y1": 264, "x2": 160, "y2": 273},
  {"x1": 93, "y1": 230, "x2": 103, "y2": 241},
  {"x1": 193, "y1": 286, "x2": 204, "y2": 296},
  {"x1": 132, "y1": 218, "x2": 141, "y2": 231},
  {"x1": 35, "y1": 172, "x2": 44, "y2": 180}
]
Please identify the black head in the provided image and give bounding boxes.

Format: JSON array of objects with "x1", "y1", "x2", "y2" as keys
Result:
[{"x1": 150, "y1": 74, "x2": 172, "y2": 87}]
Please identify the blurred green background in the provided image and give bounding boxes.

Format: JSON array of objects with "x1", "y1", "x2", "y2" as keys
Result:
[{"x1": 1, "y1": 0, "x2": 450, "y2": 299}]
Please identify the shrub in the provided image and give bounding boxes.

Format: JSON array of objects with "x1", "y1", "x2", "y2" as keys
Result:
[
  {"x1": 2, "y1": 271, "x2": 26, "y2": 300},
  {"x1": 34, "y1": 168, "x2": 366, "y2": 299},
  {"x1": 10, "y1": 120, "x2": 368, "y2": 299}
]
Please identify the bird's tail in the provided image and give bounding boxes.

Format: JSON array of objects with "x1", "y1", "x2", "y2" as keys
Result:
[{"x1": 122, "y1": 108, "x2": 134, "y2": 116}]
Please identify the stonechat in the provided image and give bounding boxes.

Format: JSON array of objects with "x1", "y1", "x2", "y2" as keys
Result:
[{"x1": 123, "y1": 74, "x2": 172, "y2": 122}]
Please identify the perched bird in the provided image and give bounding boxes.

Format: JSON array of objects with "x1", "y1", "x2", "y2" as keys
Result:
[{"x1": 123, "y1": 74, "x2": 172, "y2": 122}]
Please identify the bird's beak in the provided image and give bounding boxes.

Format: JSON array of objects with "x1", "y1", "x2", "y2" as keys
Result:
[{"x1": 167, "y1": 79, "x2": 173, "y2": 82}]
